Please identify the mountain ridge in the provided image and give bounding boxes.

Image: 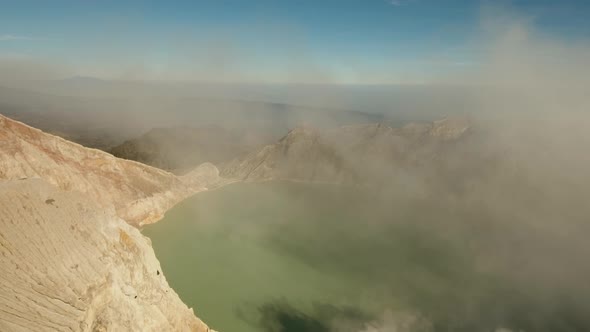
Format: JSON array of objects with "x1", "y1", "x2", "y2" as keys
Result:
[
  {"x1": 221, "y1": 117, "x2": 471, "y2": 184},
  {"x1": 0, "y1": 113, "x2": 223, "y2": 226}
]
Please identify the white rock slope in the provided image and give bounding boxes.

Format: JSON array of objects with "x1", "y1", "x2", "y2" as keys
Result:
[
  {"x1": 0, "y1": 179, "x2": 211, "y2": 331},
  {"x1": 0, "y1": 114, "x2": 221, "y2": 331},
  {"x1": 0, "y1": 114, "x2": 221, "y2": 227}
]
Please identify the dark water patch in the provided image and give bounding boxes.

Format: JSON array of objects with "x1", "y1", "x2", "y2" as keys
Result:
[{"x1": 237, "y1": 300, "x2": 374, "y2": 332}]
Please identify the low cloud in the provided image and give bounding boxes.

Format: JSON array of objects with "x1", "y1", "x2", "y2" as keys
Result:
[
  {"x1": 387, "y1": 0, "x2": 414, "y2": 7},
  {"x1": 0, "y1": 34, "x2": 35, "y2": 41},
  {"x1": 0, "y1": 56, "x2": 70, "y2": 82}
]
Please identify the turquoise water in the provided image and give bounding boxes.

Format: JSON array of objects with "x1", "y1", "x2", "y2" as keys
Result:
[
  {"x1": 143, "y1": 182, "x2": 587, "y2": 332},
  {"x1": 143, "y1": 183, "x2": 380, "y2": 331}
]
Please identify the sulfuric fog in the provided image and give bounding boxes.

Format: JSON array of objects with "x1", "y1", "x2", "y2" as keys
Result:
[{"x1": 2, "y1": 5, "x2": 590, "y2": 332}]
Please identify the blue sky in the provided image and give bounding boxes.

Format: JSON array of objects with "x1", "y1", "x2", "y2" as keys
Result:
[{"x1": 0, "y1": 0, "x2": 589, "y2": 83}]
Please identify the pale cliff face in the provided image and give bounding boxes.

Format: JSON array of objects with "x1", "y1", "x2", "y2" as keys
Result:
[
  {"x1": 0, "y1": 179, "x2": 211, "y2": 332},
  {"x1": 0, "y1": 114, "x2": 218, "y2": 331},
  {"x1": 0, "y1": 114, "x2": 217, "y2": 227}
]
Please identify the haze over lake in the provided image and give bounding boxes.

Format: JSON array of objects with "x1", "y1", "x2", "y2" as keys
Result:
[{"x1": 144, "y1": 181, "x2": 587, "y2": 332}]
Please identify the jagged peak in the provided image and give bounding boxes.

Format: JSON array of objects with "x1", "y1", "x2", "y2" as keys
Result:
[
  {"x1": 430, "y1": 116, "x2": 471, "y2": 140},
  {"x1": 273, "y1": 117, "x2": 471, "y2": 146}
]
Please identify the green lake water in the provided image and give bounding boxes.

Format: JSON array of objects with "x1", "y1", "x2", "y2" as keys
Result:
[{"x1": 143, "y1": 182, "x2": 586, "y2": 332}]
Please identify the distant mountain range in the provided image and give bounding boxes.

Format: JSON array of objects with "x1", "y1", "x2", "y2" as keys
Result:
[
  {"x1": 0, "y1": 84, "x2": 388, "y2": 150},
  {"x1": 5, "y1": 77, "x2": 475, "y2": 118}
]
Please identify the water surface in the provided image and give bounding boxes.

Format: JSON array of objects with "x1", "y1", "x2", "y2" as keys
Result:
[{"x1": 143, "y1": 182, "x2": 587, "y2": 332}]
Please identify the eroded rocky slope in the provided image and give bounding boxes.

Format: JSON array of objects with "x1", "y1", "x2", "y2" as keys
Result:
[
  {"x1": 0, "y1": 114, "x2": 222, "y2": 227},
  {"x1": 0, "y1": 114, "x2": 219, "y2": 331},
  {"x1": 0, "y1": 179, "x2": 211, "y2": 332}
]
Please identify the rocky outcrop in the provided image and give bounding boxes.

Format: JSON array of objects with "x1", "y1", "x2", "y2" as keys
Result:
[
  {"x1": 221, "y1": 125, "x2": 352, "y2": 182},
  {"x1": 0, "y1": 114, "x2": 220, "y2": 331},
  {"x1": 221, "y1": 117, "x2": 471, "y2": 183},
  {"x1": 0, "y1": 114, "x2": 222, "y2": 227},
  {"x1": 0, "y1": 179, "x2": 212, "y2": 331}
]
